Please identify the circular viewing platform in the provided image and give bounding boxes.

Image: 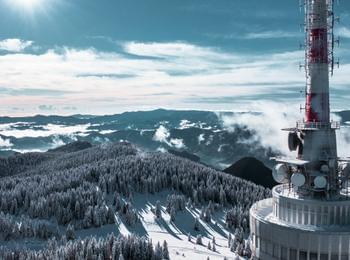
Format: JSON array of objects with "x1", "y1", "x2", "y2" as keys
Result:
[
  {"x1": 250, "y1": 193, "x2": 350, "y2": 260},
  {"x1": 272, "y1": 185, "x2": 350, "y2": 227}
]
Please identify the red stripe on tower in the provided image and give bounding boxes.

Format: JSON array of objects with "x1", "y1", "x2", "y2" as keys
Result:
[{"x1": 309, "y1": 28, "x2": 328, "y2": 64}]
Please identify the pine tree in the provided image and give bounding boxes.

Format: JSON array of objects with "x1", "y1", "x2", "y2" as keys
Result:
[
  {"x1": 219, "y1": 186, "x2": 227, "y2": 206},
  {"x1": 154, "y1": 242, "x2": 163, "y2": 259},
  {"x1": 194, "y1": 217, "x2": 200, "y2": 231},
  {"x1": 66, "y1": 224, "x2": 75, "y2": 241},
  {"x1": 196, "y1": 235, "x2": 202, "y2": 245},
  {"x1": 107, "y1": 207, "x2": 115, "y2": 224},
  {"x1": 155, "y1": 201, "x2": 162, "y2": 218},
  {"x1": 162, "y1": 240, "x2": 169, "y2": 260},
  {"x1": 170, "y1": 207, "x2": 176, "y2": 222}
]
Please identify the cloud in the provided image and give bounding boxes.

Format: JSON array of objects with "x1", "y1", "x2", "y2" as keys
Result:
[
  {"x1": 0, "y1": 123, "x2": 91, "y2": 138},
  {"x1": 0, "y1": 41, "x2": 349, "y2": 115},
  {"x1": 220, "y1": 102, "x2": 350, "y2": 159},
  {"x1": 220, "y1": 101, "x2": 301, "y2": 155},
  {"x1": 242, "y1": 30, "x2": 301, "y2": 40},
  {"x1": 169, "y1": 138, "x2": 186, "y2": 149},
  {"x1": 152, "y1": 125, "x2": 186, "y2": 149},
  {"x1": 0, "y1": 87, "x2": 71, "y2": 97},
  {"x1": 0, "y1": 39, "x2": 33, "y2": 52},
  {"x1": 63, "y1": 106, "x2": 77, "y2": 111},
  {"x1": 198, "y1": 134, "x2": 205, "y2": 144},
  {"x1": 38, "y1": 105, "x2": 56, "y2": 111},
  {"x1": 208, "y1": 30, "x2": 302, "y2": 40},
  {"x1": 337, "y1": 27, "x2": 350, "y2": 39},
  {"x1": 0, "y1": 136, "x2": 13, "y2": 148},
  {"x1": 153, "y1": 125, "x2": 170, "y2": 143}
]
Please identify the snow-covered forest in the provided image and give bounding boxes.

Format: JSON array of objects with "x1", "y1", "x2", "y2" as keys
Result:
[{"x1": 0, "y1": 142, "x2": 270, "y2": 259}]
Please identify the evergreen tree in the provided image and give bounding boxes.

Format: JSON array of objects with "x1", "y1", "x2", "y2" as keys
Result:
[
  {"x1": 207, "y1": 242, "x2": 211, "y2": 250},
  {"x1": 196, "y1": 235, "x2": 202, "y2": 245},
  {"x1": 162, "y1": 240, "x2": 169, "y2": 260},
  {"x1": 154, "y1": 242, "x2": 163, "y2": 259},
  {"x1": 66, "y1": 224, "x2": 75, "y2": 241},
  {"x1": 194, "y1": 217, "x2": 200, "y2": 231},
  {"x1": 170, "y1": 207, "x2": 176, "y2": 222},
  {"x1": 155, "y1": 201, "x2": 162, "y2": 219}
]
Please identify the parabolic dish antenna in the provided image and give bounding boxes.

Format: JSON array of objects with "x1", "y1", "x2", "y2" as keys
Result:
[
  {"x1": 291, "y1": 173, "x2": 305, "y2": 187},
  {"x1": 272, "y1": 164, "x2": 289, "y2": 183},
  {"x1": 314, "y1": 176, "x2": 327, "y2": 189}
]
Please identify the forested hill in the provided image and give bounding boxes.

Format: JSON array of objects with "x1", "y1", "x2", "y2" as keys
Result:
[{"x1": 0, "y1": 142, "x2": 270, "y2": 259}]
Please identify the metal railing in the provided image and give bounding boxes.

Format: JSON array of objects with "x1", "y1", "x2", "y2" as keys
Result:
[{"x1": 296, "y1": 121, "x2": 340, "y2": 130}]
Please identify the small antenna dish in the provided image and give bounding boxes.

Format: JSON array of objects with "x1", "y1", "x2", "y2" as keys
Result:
[
  {"x1": 329, "y1": 159, "x2": 336, "y2": 168},
  {"x1": 291, "y1": 173, "x2": 306, "y2": 187},
  {"x1": 288, "y1": 132, "x2": 300, "y2": 151},
  {"x1": 314, "y1": 176, "x2": 327, "y2": 189},
  {"x1": 272, "y1": 164, "x2": 289, "y2": 184},
  {"x1": 321, "y1": 164, "x2": 329, "y2": 172},
  {"x1": 341, "y1": 164, "x2": 350, "y2": 178}
]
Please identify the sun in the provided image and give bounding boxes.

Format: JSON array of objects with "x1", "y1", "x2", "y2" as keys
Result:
[
  {"x1": 5, "y1": 0, "x2": 45, "y2": 13},
  {"x1": 12, "y1": 0, "x2": 42, "y2": 9}
]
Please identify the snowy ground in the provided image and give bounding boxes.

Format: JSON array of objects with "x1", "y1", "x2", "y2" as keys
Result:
[
  {"x1": 75, "y1": 191, "x2": 240, "y2": 260},
  {"x1": 1, "y1": 191, "x2": 240, "y2": 259}
]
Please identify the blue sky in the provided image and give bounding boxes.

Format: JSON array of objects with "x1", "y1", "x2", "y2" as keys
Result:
[{"x1": 0, "y1": 0, "x2": 349, "y2": 115}]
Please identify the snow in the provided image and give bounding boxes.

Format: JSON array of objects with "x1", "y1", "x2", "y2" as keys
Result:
[
  {"x1": 133, "y1": 192, "x2": 238, "y2": 260},
  {"x1": 2, "y1": 184, "x2": 242, "y2": 259},
  {"x1": 71, "y1": 191, "x2": 240, "y2": 259}
]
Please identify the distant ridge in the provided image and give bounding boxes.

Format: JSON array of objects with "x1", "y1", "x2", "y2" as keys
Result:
[
  {"x1": 224, "y1": 157, "x2": 276, "y2": 188},
  {"x1": 48, "y1": 141, "x2": 92, "y2": 153}
]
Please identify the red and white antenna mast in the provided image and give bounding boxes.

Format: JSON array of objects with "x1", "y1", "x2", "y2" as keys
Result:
[
  {"x1": 303, "y1": 0, "x2": 337, "y2": 123},
  {"x1": 273, "y1": 0, "x2": 344, "y2": 196}
]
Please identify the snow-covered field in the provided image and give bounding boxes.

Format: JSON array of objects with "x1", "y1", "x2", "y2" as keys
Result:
[{"x1": 72, "y1": 192, "x2": 240, "y2": 260}]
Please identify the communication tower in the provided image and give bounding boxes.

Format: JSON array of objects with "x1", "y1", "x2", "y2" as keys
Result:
[{"x1": 250, "y1": 0, "x2": 350, "y2": 259}]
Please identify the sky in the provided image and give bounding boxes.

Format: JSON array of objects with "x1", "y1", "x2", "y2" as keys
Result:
[{"x1": 0, "y1": 0, "x2": 350, "y2": 116}]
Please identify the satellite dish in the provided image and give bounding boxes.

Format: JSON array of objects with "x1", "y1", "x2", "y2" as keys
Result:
[
  {"x1": 291, "y1": 173, "x2": 305, "y2": 187},
  {"x1": 329, "y1": 159, "x2": 336, "y2": 168},
  {"x1": 288, "y1": 132, "x2": 300, "y2": 151},
  {"x1": 272, "y1": 164, "x2": 289, "y2": 183},
  {"x1": 314, "y1": 176, "x2": 327, "y2": 189},
  {"x1": 320, "y1": 164, "x2": 329, "y2": 172},
  {"x1": 341, "y1": 164, "x2": 350, "y2": 179}
]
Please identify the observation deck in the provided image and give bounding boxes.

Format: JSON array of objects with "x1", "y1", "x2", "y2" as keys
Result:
[{"x1": 250, "y1": 185, "x2": 350, "y2": 260}]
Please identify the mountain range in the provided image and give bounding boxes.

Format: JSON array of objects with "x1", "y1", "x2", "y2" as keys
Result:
[
  {"x1": 0, "y1": 109, "x2": 279, "y2": 168},
  {"x1": 0, "y1": 141, "x2": 270, "y2": 259}
]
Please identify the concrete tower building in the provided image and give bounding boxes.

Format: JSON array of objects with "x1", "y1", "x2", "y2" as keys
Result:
[{"x1": 250, "y1": 0, "x2": 350, "y2": 259}]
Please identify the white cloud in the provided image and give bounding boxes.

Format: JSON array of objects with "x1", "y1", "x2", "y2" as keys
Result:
[
  {"x1": 220, "y1": 101, "x2": 301, "y2": 155},
  {"x1": 0, "y1": 39, "x2": 33, "y2": 52},
  {"x1": 336, "y1": 27, "x2": 350, "y2": 39},
  {"x1": 153, "y1": 125, "x2": 185, "y2": 149},
  {"x1": 198, "y1": 134, "x2": 205, "y2": 144},
  {"x1": 0, "y1": 136, "x2": 13, "y2": 148},
  {"x1": 153, "y1": 126, "x2": 170, "y2": 143},
  {"x1": 0, "y1": 41, "x2": 348, "y2": 115},
  {"x1": 179, "y1": 120, "x2": 196, "y2": 129},
  {"x1": 207, "y1": 30, "x2": 302, "y2": 40},
  {"x1": 170, "y1": 138, "x2": 186, "y2": 149},
  {"x1": 0, "y1": 123, "x2": 91, "y2": 138},
  {"x1": 220, "y1": 102, "x2": 350, "y2": 159},
  {"x1": 242, "y1": 30, "x2": 302, "y2": 40}
]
